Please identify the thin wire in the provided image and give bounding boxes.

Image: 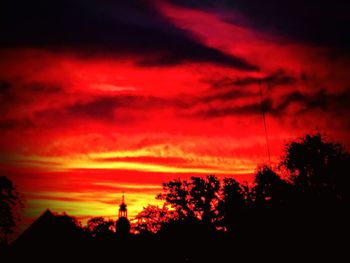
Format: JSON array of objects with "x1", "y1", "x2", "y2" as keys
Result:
[{"x1": 259, "y1": 80, "x2": 272, "y2": 167}]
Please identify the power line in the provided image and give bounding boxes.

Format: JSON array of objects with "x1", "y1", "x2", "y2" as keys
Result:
[{"x1": 259, "y1": 80, "x2": 272, "y2": 167}]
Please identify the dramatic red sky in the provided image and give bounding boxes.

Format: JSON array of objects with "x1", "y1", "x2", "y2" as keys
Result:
[{"x1": 1, "y1": 0, "x2": 349, "y2": 233}]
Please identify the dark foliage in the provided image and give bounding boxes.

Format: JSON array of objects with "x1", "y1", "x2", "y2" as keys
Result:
[
  {"x1": 85, "y1": 217, "x2": 115, "y2": 240},
  {"x1": 2, "y1": 134, "x2": 348, "y2": 262},
  {"x1": 0, "y1": 176, "x2": 22, "y2": 245}
]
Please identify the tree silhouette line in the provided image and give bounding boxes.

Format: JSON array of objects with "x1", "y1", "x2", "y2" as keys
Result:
[{"x1": 1, "y1": 133, "x2": 348, "y2": 262}]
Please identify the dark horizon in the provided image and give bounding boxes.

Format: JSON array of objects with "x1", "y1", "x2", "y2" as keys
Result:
[{"x1": 2, "y1": 133, "x2": 349, "y2": 262}]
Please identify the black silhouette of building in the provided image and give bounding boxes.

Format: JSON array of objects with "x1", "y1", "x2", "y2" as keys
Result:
[
  {"x1": 12, "y1": 208, "x2": 84, "y2": 254},
  {"x1": 115, "y1": 194, "x2": 130, "y2": 236}
]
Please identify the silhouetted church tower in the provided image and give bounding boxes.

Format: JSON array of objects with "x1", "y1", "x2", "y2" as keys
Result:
[
  {"x1": 118, "y1": 194, "x2": 128, "y2": 218},
  {"x1": 116, "y1": 194, "x2": 130, "y2": 236}
]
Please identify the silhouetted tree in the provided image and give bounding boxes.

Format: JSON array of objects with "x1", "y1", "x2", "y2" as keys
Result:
[
  {"x1": 281, "y1": 133, "x2": 349, "y2": 202},
  {"x1": 277, "y1": 133, "x2": 349, "y2": 246},
  {"x1": 253, "y1": 165, "x2": 292, "y2": 206},
  {"x1": 0, "y1": 176, "x2": 22, "y2": 244},
  {"x1": 85, "y1": 217, "x2": 114, "y2": 238},
  {"x1": 246, "y1": 165, "x2": 295, "y2": 240},
  {"x1": 6, "y1": 133, "x2": 349, "y2": 262},
  {"x1": 157, "y1": 175, "x2": 221, "y2": 224},
  {"x1": 217, "y1": 178, "x2": 246, "y2": 233},
  {"x1": 157, "y1": 178, "x2": 193, "y2": 219},
  {"x1": 189, "y1": 176, "x2": 221, "y2": 224},
  {"x1": 134, "y1": 205, "x2": 176, "y2": 234}
]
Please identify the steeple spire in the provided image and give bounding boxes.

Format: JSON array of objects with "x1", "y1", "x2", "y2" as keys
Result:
[
  {"x1": 118, "y1": 194, "x2": 127, "y2": 219},
  {"x1": 116, "y1": 193, "x2": 130, "y2": 236}
]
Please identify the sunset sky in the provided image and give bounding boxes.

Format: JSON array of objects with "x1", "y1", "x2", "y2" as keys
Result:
[{"x1": 1, "y1": 0, "x2": 349, "y2": 232}]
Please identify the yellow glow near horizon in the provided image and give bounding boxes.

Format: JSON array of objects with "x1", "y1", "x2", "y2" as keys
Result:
[
  {"x1": 24, "y1": 190, "x2": 164, "y2": 224},
  {"x1": 3, "y1": 152, "x2": 256, "y2": 175}
]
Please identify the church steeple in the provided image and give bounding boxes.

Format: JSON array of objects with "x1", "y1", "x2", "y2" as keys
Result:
[
  {"x1": 116, "y1": 194, "x2": 130, "y2": 236},
  {"x1": 118, "y1": 194, "x2": 127, "y2": 219}
]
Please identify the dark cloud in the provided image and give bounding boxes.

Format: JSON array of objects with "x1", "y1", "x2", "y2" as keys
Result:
[
  {"x1": 23, "y1": 82, "x2": 63, "y2": 94},
  {"x1": 276, "y1": 89, "x2": 350, "y2": 115},
  {"x1": 233, "y1": 71, "x2": 296, "y2": 87},
  {"x1": 0, "y1": 81, "x2": 12, "y2": 98},
  {"x1": 29, "y1": 94, "x2": 193, "y2": 125},
  {"x1": 207, "y1": 70, "x2": 296, "y2": 90},
  {"x1": 0, "y1": 0, "x2": 257, "y2": 70},
  {"x1": 0, "y1": 81, "x2": 65, "y2": 117},
  {"x1": 67, "y1": 97, "x2": 118, "y2": 121},
  {"x1": 197, "y1": 98, "x2": 272, "y2": 118},
  {"x1": 0, "y1": 119, "x2": 19, "y2": 130},
  {"x1": 170, "y1": 0, "x2": 350, "y2": 51},
  {"x1": 0, "y1": 80, "x2": 197, "y2": 129},
  {"x1": 0, "y1": 81, "x2": 12, "y2": 91},
  {"x1": 0, "y1": 118, "x2": 35, "y2": 131},
  {"x1": 194, "y1": 71, "x2": 296, "y2": 114},
  {"x1": 201, "y1": 89, "x2": 255, "y2": 103},
  {"x1": 197, "y1": 89, "x2": 350, "y2": 118},
  {"x1": 3, "y1": 80, "x2": 348, "y2": 129},
  {"x1": 0, "y1": 81, "x2": 15, "y2": 115},
  {"x1": 1, "y1": 81, "x2": 62, "y2": 95},
  {"x1": 135, "y1": 47, "x2": 255, "y2": 69}
]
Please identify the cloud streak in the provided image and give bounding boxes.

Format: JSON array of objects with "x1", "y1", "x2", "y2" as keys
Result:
[
  {"x1": 169, "y1": 0, "x2": 350, "y2": 51},
  {"x1": 0, "y1": 0, "x2": 257, "y2": 70},
  {"x1": 197, "y1": 89, "x2": 350, "y2": 118}
]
